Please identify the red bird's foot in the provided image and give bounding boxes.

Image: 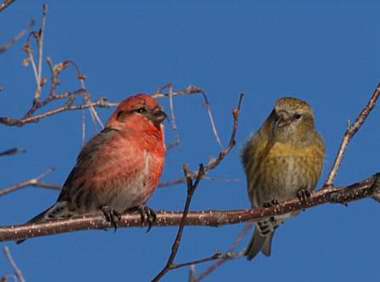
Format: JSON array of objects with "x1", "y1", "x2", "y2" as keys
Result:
[
  {"x1": 129, "y1": 206, "x2": 157, "y2": 232},
  {"x1": 101, "y1": 206, "x2": 121, "y2": 232},
  {"x1": 296, "y1": 188, "x2": 311, "y2": 204}
]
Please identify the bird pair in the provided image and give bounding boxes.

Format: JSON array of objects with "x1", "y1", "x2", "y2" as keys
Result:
[{"x1": 17, "y1": 94, "x2": 325, "y2": 262}]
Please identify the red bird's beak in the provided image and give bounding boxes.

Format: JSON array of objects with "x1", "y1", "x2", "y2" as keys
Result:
[{"x1": 152, "y1": 108, "x2": 167, "y2": 123}]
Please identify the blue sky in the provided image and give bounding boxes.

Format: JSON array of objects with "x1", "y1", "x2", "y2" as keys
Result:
[{"x1": 1, "y1": 1, "x2": 379, "y2": 281}]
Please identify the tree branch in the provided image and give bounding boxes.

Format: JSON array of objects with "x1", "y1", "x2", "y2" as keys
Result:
[
  {"x1": 0, "y1": 20, "x2": 34, "y2": 54},
  {"x1": 3, "y1": 246, "x2": 25, "y2": 282},
  {"x1": 152, "y1": 164, "x2": 205, "y2": 282},
  {"x1": 0, "y1": 0, "x2": 15, "y2": 13},
  {"x1": 195, "y1": 224, "x2": 252, "y2": 281},
  {"x1": 0, "y1": 168, "x2": 58, "y2": 197},
  {"x1": 151, "y1": 93, "x2": 243, "y2": 281},
  {"x1": 1, "y1": 172, "x2": 378, "y2": 243},
  {"x1": 324, "y1": 83, "x2": 380, "y2": 188},
  {"x1": 0, "y1": 89, "x2": 116, "y2": 127},
  {"x1": 154, "y1": 85, "x2": 223, "y2": 149},
  {"x1": 0, "y1": 147, "x2": 25, "y2": 157}
]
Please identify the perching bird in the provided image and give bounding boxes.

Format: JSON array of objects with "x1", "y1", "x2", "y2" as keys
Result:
[
  {"x1": 17, "y1": 94, "x2": 167, "y2": 243},
  {"x1": 241, "y1": 97, "x2": 325, "y2": 260}
]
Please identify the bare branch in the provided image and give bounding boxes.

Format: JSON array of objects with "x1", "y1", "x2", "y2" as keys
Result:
[
  {"x1": 81, "y1": 109, "x2": 87, "y2": 147},
  {"x1": 3, "y1": 246, "x2": 25, "y2": 282},
  {"x1": 196, "y1": 225, "x2": 251, "y2": 281},
  {"x1": 152, "y1": 164, "x2": 205, "y2": 282},
  {"x1": 200, "y1": 89, "x2": 223, "y2": 148},
  {"x1": 0, "y1": 168, "x2": 57, "y2": 197},
  {"x1": 73, "y1": 61, "x2": 104, "y2": 130},
  {"x1": 171, "y1": 251, "x2": 240, "y2": 271},
  {"x1": 0, "y1": 0, "x2": 15, "y2": 13},
  {"x1": 188, "y1": 265, "x2": 197, "y2": 282},
  {"x1": 0, "y1": 175, "x2": 239, "y2": 199},
  {"x1": 324, "y1": 83, "x2": 380, "y2": 188},
  {"x1": 157, "y1": 83, "x2": 181, "y2": 149},
  {"x1": 151, "y1": 93, "x2": 243, "y2": 281},
  {"x1": 203, "y1": 93, "x2": 243, "y2": 174},
  {"x1": 153, "y1": 85, "x2": 223, "y2": 149},
  {"x1": 0, "y1": 20, "x2": 34, "y2": 54},
  {"x1": 0, "y1": 84, "x2": 220, "y2": 129},
  {"x1": 0, "y1": 175, "x2": 238, "y2": 198},
  {"x1": 0, "y1": 172, "x2": 378, "y2": 243},
  {"x1": 158, "y1": 176, "x2": 240, "y2": 189},
  {"x1": 35, "y1": 4, "x2": 48, "y2": 104},
  {"x1": 0, "y1": 90, "x2": 116, "y2": 127},
  {"x1": 0, "y1": 148, "x2": 25, "y2": 157}
]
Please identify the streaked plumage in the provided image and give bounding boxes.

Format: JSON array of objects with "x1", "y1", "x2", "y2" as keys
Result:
[{"x1": 242, "y1": 97, "x2": 325, "y2": 260}]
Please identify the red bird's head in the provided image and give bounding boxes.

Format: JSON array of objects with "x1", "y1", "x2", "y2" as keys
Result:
[{"x1": 107, "y1": 94, "x2": 167, "y2": 132}]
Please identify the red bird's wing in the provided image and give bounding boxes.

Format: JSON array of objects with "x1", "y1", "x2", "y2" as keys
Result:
[{"x1": 57, "y1": 128, "x2": 144, "y2": 209}]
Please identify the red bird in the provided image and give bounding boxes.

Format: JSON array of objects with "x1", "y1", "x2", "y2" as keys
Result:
[{"x1": 17, "y1": 94, "x2": 166, "y2": 243}]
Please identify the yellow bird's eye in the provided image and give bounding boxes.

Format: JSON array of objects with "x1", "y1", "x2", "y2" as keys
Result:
[{"x1": 294, "y1": 113, "x2": 302, "y2": 120}]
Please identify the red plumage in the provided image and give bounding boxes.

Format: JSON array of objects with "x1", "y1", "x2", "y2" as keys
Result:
[{"x1": 17, "y1": 94, "x2": 166, "y2": 242}]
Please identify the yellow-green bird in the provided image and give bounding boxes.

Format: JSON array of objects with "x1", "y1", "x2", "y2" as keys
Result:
[{"x1": 241, "y1": 97, "x2": 325, "y2": 260}]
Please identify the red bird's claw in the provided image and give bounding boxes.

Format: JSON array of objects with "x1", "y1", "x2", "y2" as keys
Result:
[
  {"x1": 100, "y1": 206, "x2": 121, "y2": 232},
  {"x1": 133, "y1": 206, "x2": 157, "y2": 232},
  {"x1": 296, "y1": 189, "x2": 311, "y2": 204}
]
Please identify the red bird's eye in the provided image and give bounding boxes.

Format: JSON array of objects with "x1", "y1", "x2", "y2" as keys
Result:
[{"x1": 136, "y1": 107, "x2": 147, "y2": 114}]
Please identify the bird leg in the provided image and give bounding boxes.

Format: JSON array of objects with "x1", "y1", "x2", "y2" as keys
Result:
[
  {"x1": 261, "y1": 199, "x2": 281, "y2": 230},
  {"x1": 128, "y1": 206, "x2": 157, "y2": 232},
  {"x1": 262, "y1": 199, "x2": 280, "y2": 208},
  {"x1": 100, "y1": 206, "x2": 121, "y2": 232},
  {"x1": 296, "y1": 188, "x2": 311, "y2": 204},
  {"x1": 257, "y1": 220, "x2": 278, "y2": 235}
]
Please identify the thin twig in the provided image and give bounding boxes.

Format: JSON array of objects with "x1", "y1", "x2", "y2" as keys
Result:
[
  {"x1": 0, "y1": 148, "x2": 25, "y2": 157},
  {"x1": 167, "y1": 84, "x2": 181, "y2": 148},
  {"x1": 324, "y1": 83, "x2": 380, "y2": 188},
  {"x1": 158, "y1": 176, "x2": 240, "y2": 189},
  {"x1": 24, "y1": 37, "x2": 40, "y2": 104},
  {"x1": 67, "y1": 60, "x2": 104, "y2": 130},
  {"x1": 3, "y1": 246, "x2": 25, "y2": 282},
  {"x1": 152, "y1": 164, "x2": 206, "y2": 282},
  {"x1": 202, "y1": 93, "x2": 243, "y2": 175},
  {"x1": 81, "y1": 109, "x2": 86, "y2": 147},
  {"x1": 31, "y1": 4, "x2": 48, "y2": 104},
  {"x1": 0, "y1": 85, "x2": 221, "y2": 129},
  {"x1": 188, "y1": 265, "x2": 197, "y2": 282},
  {"x1": 157, "y1": 83, "x2": 181, "y2": 150},
  {"x1": 0, "y1": 168, "x2": 57, "y2": 197},
  {"x1": 0, "y1": 0, "x2": 15, "y2": 13},
  {"x1": 153, "y1": 85, "x2": 223, "y2": 149},
  {"x1": 171, "y1": 252, "x2": 240, "y2": 271},
  {"x1": 196, "y1": 225, "x2": 252, "y2": 281},
  {"x1": 151, "y1": 94, "x2": 243, "y2": 281},
  {"x1": 200, "y1": 89, "x2": 223, "y2": 149},
  {"x1": 0, "y1": 20, "x2": 34, "y2": 54},
  {"x1": 0, "y1": 175, "x2": 238, "y2": 199},
  {"x1": 1, "y1": 172, "x2": 378, "y2": 243},
  {"x1": 0, "y1": 90, "x2": 116, "y2": 127}
]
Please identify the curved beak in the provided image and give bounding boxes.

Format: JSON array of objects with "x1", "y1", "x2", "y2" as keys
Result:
[
  {"x1": 152, "y1": 108, "x2": 167, "y2": 123},
  {"x1": 275, "y1": 111, "x2": 291, "y2": 128}
]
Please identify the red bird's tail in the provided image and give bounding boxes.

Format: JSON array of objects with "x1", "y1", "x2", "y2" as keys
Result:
[{"x1": 16, "y1": 201, "x2": 71, "y2": 244}]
